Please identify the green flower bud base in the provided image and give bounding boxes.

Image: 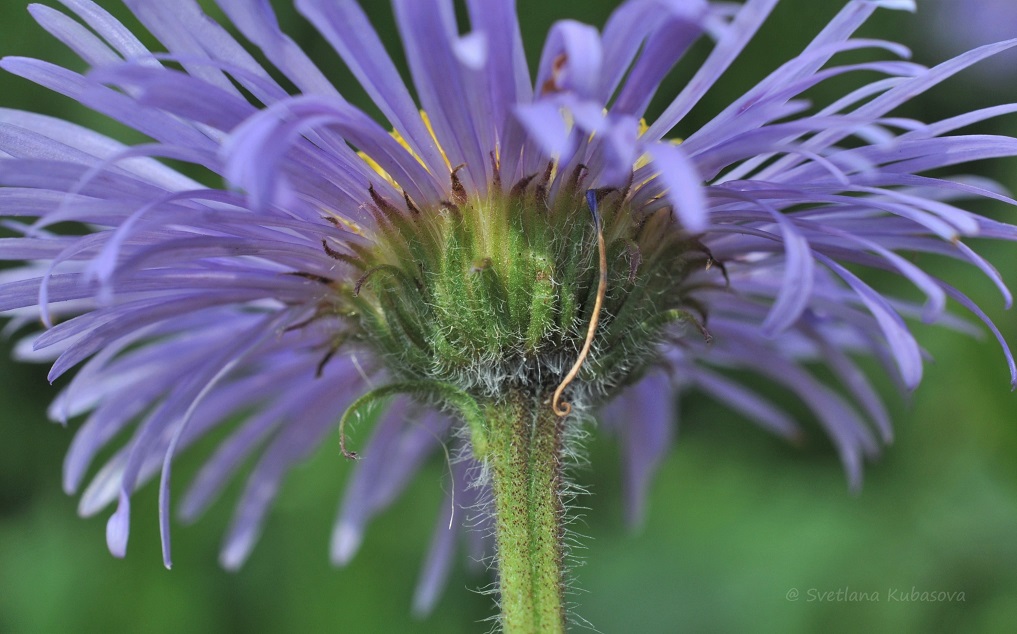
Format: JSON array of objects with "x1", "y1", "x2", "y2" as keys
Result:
[
  {"x1": 333, "y1": 170, "x2": 706, "y2": 405},
  {"x1": 329, "y1": 168, "x2": 712, "y2": 630}
]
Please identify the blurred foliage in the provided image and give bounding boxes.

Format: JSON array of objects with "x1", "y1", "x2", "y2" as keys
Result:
[{"x1": 1, "y1": 1, "x2": 1016, "y2": 633}]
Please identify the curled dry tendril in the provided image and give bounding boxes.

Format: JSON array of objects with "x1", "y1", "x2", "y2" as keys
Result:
[{"x1": 552, "y1": 191, "x2": 608, "y2": 417}]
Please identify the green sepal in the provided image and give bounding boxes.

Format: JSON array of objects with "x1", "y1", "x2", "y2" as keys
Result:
[
  {"x1": 526, "y1": 254, "x2": 556, "y2": 352},
  {"x1": 337, "y1": 380, "x2": 490, "y2": 460}
]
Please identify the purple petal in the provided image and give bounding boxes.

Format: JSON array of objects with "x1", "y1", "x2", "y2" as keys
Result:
[
  {"x1": 646, "y1": 0, "x2": 779, "y2": 141},
  {"x1": 222, "y1": 95, "x2": 444, "y2": 211},
  {"x1": 609, "y1": 2, "x2": 712, "y2": 117},
  {"x1": 689, "y1": 367, "x2": 801, "y2": 439},
  {"x1": 214, "y1": 0, "x2": 339, "y2": 96},
  {"x1": 295, "y1": 0, "x2": 448, "y2": 176},
  {"x1": 938, "y1": 282, "x2": 1017, "y2": 390},
  {"x1": 465, "y1": 0, "x2": 532, "y2": 134},
  {"x1": 120, "y1": 0, "x2": 280, "y2": 103},
  {"x1": 412, "y1": 460, "x2": 473, "y2": 616},
  {"x1": 392, "y1": 0, "x2": 488, "y2": 190},
  {"x1": 219, "y1": 379, "x2": 362, "y2": 569},
  {"x1": 645, "y1": 142, "x2": 708, "y2": 232},
  {"x1": 535, "y1": 20, "x2": 603, "y2": 101},
  {"x1": 332, "y1": 407, "x2": 450, "y2": 565},
  {"x1": 55, "y1": 0, "x2": 155, "y2": 62},
  {"x1": 817, "y1": 255, "x2": 923, "y2": 389},
  {"x1": 0, "y1": 58, "x2": 217, "y2": 153},
  {"x1": 600, "y1": 371, "x2": 675, "y2": 527},
  {"x1": 513, "y1": 101, "x2": 574, "y2": 159},
  {"x1": 158, "y1": 311, "x2": 293, "y2": 568},
  {"x1": 29, "y1": 4, "x2": 121, "y2": 67}
]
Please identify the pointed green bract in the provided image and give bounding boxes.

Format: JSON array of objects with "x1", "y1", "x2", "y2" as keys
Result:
[{"x1": 336, "y1": 380, "x2": 489, "y2": 458}]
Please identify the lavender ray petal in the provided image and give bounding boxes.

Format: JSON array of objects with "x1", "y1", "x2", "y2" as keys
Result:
[
  {"x1": 330, "y1": 397, "x2": 412, "y2": 565},
  {"x1": 688, "y1": 367, "x2": 801, "y2": 439},
  {"x1": 121, "y1": 0, "x2": 282, "y2": 104},
  {"x1": 693, "y1": 333, "x2": 877, "y2": 490},
  {"x1": 803, "y1": 319, "x2": 893, "y2": 443},
  {"x1": 157, "y1": 311, "x2": 306, "y2": 568},
  {"x1": 296, "y1": 0, "x2": 448, "y2": 176},
  {"x1": 644, "y1": 142, "x2": 708, "y2": 232},
  {"x1": 534, "y1": 20, "x2": 603, "y2": 102},
  {"x1": 222, "y1": 95, "x2": 444, "y2": 212},
  {"x1": 214, "y1": 0, "x2": 339, "y2": 97},
  {"x1": 816, "y1": 255, "x2": 923, "y2": 388},
  {"x1": 710, "y1": 188, "x2": 814, "y2": 334},
  {"x1": 63, "y1": 334, "x2": 218, "y2": 493},
  {"x1": 90, "y1": 64, "x2": 257, "y2": 133},
  {"x1": 180, "y1": 360, "x2": 359, "y2": 522},
  {"x1": 645, "y1": 0, "x2": 779, "y2": 142},
  {"x1": 600, "y1": 0, "x2": 713, "y2": 105},
  {"x1": 465, "y1": 0, "x2": 532, "y2": 137},
  {"x1": 40, "y1": 295, "x2": 298, "y2": 383},
  {"x1": 451, "y1": 32, "x2": 499, "y2": 188},
  {"x1": 331, "y1": 408, "x2": 451, "y2": 564},
  {"x1": 513, "y1": 101, "x2": 575, "y2": 161},
  {"x1": 100, "y1": 313, "x2": 290, "y2": 558},
  {"x1": 0, "y1": 109, "x2": 203, "y2": 189},
  {"x1": 610, "y1": 5, "x2": 712, "y2": 117},
  {"x1": 0, "y1": 59, "x2": 217, "y2": 152},
  {"x1": 55, "y1": 0, "x2": 156, "y2": 63},
  {"x1": 762, "y1": 38, "x2": 1017, "y2": 177},
  {"x1": 937, "y1": 281, "x2": 1017, "y2": 390},
  {"x1": 29, "y1": 4, "x2": 121, "y2": 67},
  {"x1": 600, "y1": 371, "x2": 675, "y2": 528},
  {"x1": 412, "y1": 459, "x2": 473, "y2": 616},
  {"x1": 412, "y1": 488, "x2": 458, "y2": 617},
  {"x1": 392, "y1": 0, "x2": 488, "y2": 190},
  {"x1": 219, "y1": 379, "x2": 363, "y2": 570}
]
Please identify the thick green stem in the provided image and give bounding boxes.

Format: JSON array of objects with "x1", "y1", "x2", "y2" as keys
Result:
[{"x1": 484, "y1": 394, "x2": 567, "y2": 634}]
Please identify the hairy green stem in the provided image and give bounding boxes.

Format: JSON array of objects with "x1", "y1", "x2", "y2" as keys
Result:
[{"x1": 484, "y1": 394, "x2": 567, "y2": 634}]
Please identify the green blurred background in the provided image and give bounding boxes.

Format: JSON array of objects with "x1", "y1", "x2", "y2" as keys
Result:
[{"x1": 2, "y1": 1, "x2": 1016, "y2": 632}]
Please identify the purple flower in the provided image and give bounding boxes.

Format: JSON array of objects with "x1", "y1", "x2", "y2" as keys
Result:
[{"x1": 2, "y1": 0, "x2": 1016, "y2": 619}]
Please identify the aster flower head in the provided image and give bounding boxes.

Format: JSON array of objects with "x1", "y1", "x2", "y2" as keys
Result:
[{"x1": 3, "y1": 0, "x2": 1017, "y2": 630}]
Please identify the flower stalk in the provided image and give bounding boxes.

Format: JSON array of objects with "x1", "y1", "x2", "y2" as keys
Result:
[{"x1": 483, "y1": 394, "x2": 568, "y2": 634}]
